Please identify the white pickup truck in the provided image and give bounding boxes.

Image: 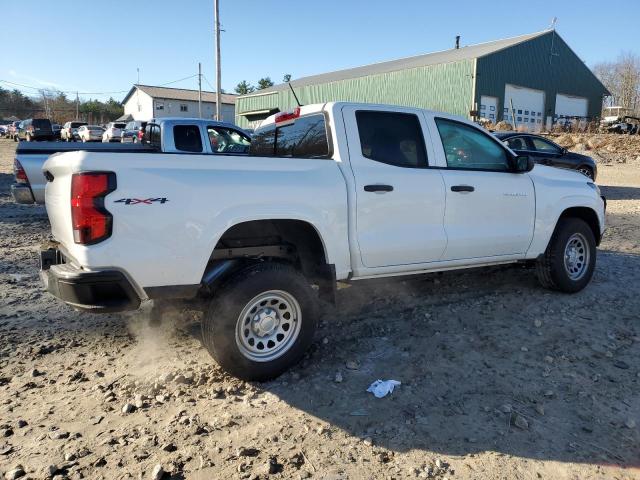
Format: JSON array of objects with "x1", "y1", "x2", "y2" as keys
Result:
[
  {"x1": 12, "y1": 118, "x2": 251, "y2": 204},
  {"x1": 40, "y1": 102, "x2": 606, "y2": 380}
]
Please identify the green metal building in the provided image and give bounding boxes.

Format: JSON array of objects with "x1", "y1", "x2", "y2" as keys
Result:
[{"x1": 235, "y1": 30, "x2": 608, "y2": 131}]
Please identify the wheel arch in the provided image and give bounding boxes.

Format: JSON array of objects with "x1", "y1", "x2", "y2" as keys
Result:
[
  {"x1": 557, "y1": 206, "x2": 602, "y2": 246},
  {"x1": 200, "y1": 218, "x2": 336, "y2": 303}
]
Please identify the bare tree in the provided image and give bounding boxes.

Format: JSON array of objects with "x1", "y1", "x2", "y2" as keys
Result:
[{"x1": 594, "y1": 52, "x2": 640, "y2": 113}]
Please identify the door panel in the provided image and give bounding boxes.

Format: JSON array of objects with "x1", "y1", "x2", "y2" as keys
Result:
[
  {"x1": 342, "y1": 106, "x2": 447, "y2": 268},
  {"x1": 433, "y1": 117, "x2": 535, "y2": 260},
  {"x1": 440, "y1": 170, "x2": 535, "y2": 259}
]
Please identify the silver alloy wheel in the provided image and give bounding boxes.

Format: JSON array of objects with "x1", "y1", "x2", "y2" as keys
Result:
[
  {"x1": 564, "y1": 232, "x2": 590, "y2": 280},
  {"x1": 235, "y1": 290, "x2": 302, "y2": 362}
]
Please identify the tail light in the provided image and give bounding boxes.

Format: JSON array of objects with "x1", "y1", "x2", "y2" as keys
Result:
[
  {"x1": 14, "y1": 159, "x2": 28, "y2": 184},
  {"x1": 275, "y1": 107, "x2": 301, "y2": 125},
  {"x1": 71, "y1": 172, "x2": 116, "y2": 245},
  {"x1": 137, "y1": 130, "x2": 144, "y2": 140}
]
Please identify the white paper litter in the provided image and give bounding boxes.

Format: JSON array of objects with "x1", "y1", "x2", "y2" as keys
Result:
[{"x1": 366, "y1": 379, "x2": 401, "y2": 398}]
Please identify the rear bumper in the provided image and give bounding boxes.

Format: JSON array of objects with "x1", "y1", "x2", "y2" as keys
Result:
[
  {"x1": 11, "y1": 183, "x2": 35, "y2": 204},
  {"x1": 40, "y1": 247, "x2": 141, "y2": 313}
]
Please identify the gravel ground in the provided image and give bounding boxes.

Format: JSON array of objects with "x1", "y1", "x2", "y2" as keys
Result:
[{"x1": 1, "y1": 137, "x2": 639, "y2": 480}]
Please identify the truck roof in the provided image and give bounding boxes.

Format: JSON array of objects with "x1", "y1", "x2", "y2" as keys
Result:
[
  {"x1": 149, "y1": 117, "x2": 247, "y2": 132},
  {"x1": 257, "y1": 102, "x2": 467, "y2": 129}
]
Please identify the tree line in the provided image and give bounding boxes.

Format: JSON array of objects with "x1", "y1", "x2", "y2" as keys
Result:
[
  {"x1": 234, "y1": 74, "x2": 291, "y2": 95},
  {"x1": 0, "y1": 86, "x2": 124, "y2": 123},
  {"x1": 593, "y1": 52, "x2": 640, "y2": 114}
]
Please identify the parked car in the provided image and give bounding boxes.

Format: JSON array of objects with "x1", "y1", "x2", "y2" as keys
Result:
[
  {"x1": 40, "y1": 102, "x2": 605, "y2": 381},
  {"x1": 120, "y1": 121, "x2": 148, "y2": 143},
  {"x1": 11, "y1": 118, "x2": 247, "y2": 204},
  {"x1": 102, "y1": 122, "x2": 127, "y2": 142},
  {"x1": 78, "y1": 125, "x2": 105, "y2": 142},
  {"x1": 61, "y1": 121, "x2": 88, "y2": 142},
  {"x1": 14, "y1": 118, "x2": 54, "y2": 142},
  {"x1": 495, "y1": 132, "x2": 598, "y2": 180},
  {"x1": 52, "y1": 124, "x2": 62, "y2": 140}
]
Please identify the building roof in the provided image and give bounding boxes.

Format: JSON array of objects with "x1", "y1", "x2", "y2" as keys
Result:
[
  {"x1": 243, "y1": 30, "x2": 552, "y2": 96},
  {"x1": 122, "y1": 85, "x2": 237, "y2": 105}
]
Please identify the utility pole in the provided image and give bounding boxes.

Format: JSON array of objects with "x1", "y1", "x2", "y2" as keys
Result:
[
  {"x1": 214, "y1": 0, "x2": 221, "y2": 120},
  {"x1": 76, "y1": 91, "x2": 79, "y2": 119},
  {"x1": 136, "y1": 68, "x2": 140, "y2": 114},
  {"x1": 198, "y1": 62, "x2": 203, "y2": 118}
]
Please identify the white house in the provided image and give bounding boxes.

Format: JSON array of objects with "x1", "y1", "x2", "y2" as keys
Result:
[{"x1": 121, "y1": 85, "x2": 236, "y2": 122}]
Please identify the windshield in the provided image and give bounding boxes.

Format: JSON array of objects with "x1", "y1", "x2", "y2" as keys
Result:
[
  {"x1": 207, "y1": 126, "x2": 251, "y2": 154},
  {"x1": 114, "y1": 123, "x2": 126, "y2": 128}
]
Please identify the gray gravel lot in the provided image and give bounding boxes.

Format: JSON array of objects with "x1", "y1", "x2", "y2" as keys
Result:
[{"x1": 1, "y1": 138, "x2": 639, "y2": 479}]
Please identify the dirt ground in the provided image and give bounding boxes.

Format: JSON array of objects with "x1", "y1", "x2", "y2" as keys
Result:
[{"x1": 1, "y1": 137, "x2": 639, "y2": 480}]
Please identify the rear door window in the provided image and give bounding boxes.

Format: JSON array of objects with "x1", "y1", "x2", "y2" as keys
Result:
[
  {"x1": 355, "y1": 111, "x2": 427, "y2": 167},
  {"x1": 173, "y1": 125, "x2": 203, "y2": 152},
  {"x1": 250, "y1": 114, "x2": 330, "y2": 158}
]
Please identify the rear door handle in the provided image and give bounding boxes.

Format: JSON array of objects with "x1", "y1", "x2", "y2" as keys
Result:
[
  {"x1": 451, "y1": 185, "x2": 474, "y2": 192},
  {"x1": 364, "y1": 184, "x2": 394, "y2": 193}
]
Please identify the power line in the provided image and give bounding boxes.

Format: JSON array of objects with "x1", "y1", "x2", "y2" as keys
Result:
[{"x1": 0, "y1": 73, "x2": 200, "y2": 97}]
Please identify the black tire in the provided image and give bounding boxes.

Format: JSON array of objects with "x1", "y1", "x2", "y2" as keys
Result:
[
  {"x1": 577, "y1": 166, "x2": 594, "y2": 179},
  {"x1": 536, "y1": 217, "x2": 596, "y2": 293},
  {"x1": 201, "y1": 262, "x2": 318, "y2": 381}
]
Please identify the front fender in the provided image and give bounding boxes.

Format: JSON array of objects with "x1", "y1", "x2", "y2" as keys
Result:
[{"x1": 526, "y1": 193, "x2": 605, "y2": 258}]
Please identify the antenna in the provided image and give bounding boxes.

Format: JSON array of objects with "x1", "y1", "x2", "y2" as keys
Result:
[
  {"x1": 550, "y1": 17, "x2": 557, "y2": 30},
  {"x1": 288, "y1": 82, "x2": 302, "y2": 107}
]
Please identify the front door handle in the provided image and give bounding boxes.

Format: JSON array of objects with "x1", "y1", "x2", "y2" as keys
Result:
[
  {"x1": 364, "y1": 184, "x2": 394, "y2": 193},
  {"x1": 451, "y1": 185, "x2": 475, "y2": 193}
]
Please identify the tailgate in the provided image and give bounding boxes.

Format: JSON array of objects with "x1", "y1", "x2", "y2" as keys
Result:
[{"x1": 43, "y1": 153, "x2": 77, "y2": 249}]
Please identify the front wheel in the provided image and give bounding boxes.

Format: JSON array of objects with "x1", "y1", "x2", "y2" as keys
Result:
[
  {"x1": 536, "y1": 217, "x2": 596, "y2": 293},
  {"x1": 577, "y1": 166, "x2": 594, "y2": 179},
  {"x1": 201, "y1": 262, "x2": 318, "y2": 381}
]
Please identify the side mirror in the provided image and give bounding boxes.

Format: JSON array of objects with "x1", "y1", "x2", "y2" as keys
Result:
[
  {"x1": 561, "y1": 147, "x2": 568, "y2": 155},
  {"x1": 514, "y1": 155, "x2": 535, "y2": 173}
]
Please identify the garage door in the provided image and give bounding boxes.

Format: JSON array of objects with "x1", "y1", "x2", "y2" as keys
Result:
[
  {"x1": 555, "y1": 94, "x2": 588, "y2": 118},
  {"x1": 504, "y1": 84, "x2": 545, "y2": 132},
  {"x1": 480, "y1": 96, "x2": 498, "y2": 122}
]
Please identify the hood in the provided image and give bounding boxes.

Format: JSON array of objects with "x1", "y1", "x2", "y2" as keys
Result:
[
  {"x1": 528, "y1": 164, "x2": 592, "y2": 185},
  {"x1": 565, "y1": 151, "x2": 596, "y2": 165}
]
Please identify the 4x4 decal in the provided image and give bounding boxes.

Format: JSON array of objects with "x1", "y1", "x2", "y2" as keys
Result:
[{"x1": 114, "y1": 198, "x2": 169, "y2": 205}]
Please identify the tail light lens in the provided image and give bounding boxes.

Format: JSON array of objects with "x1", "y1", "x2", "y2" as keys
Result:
[
  {"x1": 275, "y1": 107, "x2": 301, "y2": 124},
  {"x1": 14, "y1": 159, "x2": 28, "y2": 184},
  {"x1": 71, "y1": 172, "x2": 116, "y2": 245}
]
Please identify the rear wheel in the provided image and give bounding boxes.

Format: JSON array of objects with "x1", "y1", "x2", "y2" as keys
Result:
[
  {"x1": 201, "y1": 262, "x2": 318, "y2": 381},
  {"x1": 536, "y1": 217, "x2": 596, "y2": 293}
]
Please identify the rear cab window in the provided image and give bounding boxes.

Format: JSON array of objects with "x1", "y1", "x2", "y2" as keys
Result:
[
  {"x1": 32, "y1": 119, "x2": 52, "y2": 129},
  {"x1": 250, "y1": 114, "x2": 331, "y2": 158}
]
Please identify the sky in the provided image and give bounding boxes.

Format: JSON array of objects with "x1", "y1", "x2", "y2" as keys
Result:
[{"x1": 1, "y1": 0, "x2": 638, "y2": 102}]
